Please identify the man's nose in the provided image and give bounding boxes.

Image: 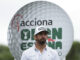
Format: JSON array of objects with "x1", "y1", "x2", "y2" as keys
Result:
[{"x1": 42, "y1": 34, "x2": 45, "y2": 37}]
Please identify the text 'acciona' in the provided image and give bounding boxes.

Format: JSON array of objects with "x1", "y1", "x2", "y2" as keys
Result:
[{"x1": 20, "y1": 18, "x2": 53, "y2": 26}]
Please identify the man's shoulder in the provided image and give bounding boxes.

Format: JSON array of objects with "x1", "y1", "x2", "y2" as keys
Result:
[
  {"x1": 22, "y1": 46, "x2": 34, "y2": 55},
  {"x1": 47, "y1": 46, "x2": 58, "y2": 55}
]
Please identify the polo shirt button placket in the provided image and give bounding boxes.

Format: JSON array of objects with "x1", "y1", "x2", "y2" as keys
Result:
[{"x1": 39, "y1": 52, "x2": 43, "y2": 60}]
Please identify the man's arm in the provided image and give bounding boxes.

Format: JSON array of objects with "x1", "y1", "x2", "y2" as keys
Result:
[{"x1": 21, "y1": 52, "x2": 28, "y2": 60}]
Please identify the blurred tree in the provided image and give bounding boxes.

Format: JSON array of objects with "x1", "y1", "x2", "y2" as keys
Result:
[
  {"x1": 66, "y1": 41, "x2": 80, "y2": 60},
  {"x1": 0, "y1": 45, "x2": 14, "y2": 60}
]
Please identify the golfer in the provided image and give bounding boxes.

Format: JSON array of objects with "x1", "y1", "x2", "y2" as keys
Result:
[{"x1": 21, "y1": 26, "x2": 60, "y2": 60}]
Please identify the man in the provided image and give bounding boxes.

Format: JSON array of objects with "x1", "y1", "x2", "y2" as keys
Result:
[{"x1": 21, "y1": 26, "x2": 60, "y2": 60}]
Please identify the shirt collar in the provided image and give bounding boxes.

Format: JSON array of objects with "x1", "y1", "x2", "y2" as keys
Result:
[{"x1": 33, "y1": 44, "x2": 48, "y2": 52}]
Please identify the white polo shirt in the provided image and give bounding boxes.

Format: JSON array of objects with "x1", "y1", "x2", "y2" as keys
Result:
[{"x1": 21, "y1": 45, "x2": 60, "y2": 60}]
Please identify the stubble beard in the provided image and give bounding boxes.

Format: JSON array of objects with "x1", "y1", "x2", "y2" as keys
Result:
[{"x1": 37, "y1": 38, "x2": 46, "y2": 45}]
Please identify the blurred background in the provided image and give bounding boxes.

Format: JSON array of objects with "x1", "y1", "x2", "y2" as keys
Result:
[{"x1": 0, "y1": 0, "x2": 80, "y2": 60}]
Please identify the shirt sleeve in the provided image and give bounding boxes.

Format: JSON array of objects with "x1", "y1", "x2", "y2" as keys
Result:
[
  {"x1": 21, "y1": 52, "x2": 28, "y2": 60},
  {"x1": 53, "y1": 51, "x2": 60, "y2": 60}
]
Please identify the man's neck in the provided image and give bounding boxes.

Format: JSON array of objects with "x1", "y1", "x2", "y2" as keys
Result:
[{"x1": 35, "y1": 42, "x2": 46, "y2": 53}]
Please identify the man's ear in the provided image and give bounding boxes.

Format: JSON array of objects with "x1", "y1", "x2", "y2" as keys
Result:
[
  {"x1": 47, "y1": 35, "x2": 48, "y2": 39},
  {"x1": 34, "y1": 35, "x2": 37, "y2": 40}
]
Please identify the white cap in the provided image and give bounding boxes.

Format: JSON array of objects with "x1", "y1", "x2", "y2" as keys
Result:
[{"x1": 34, "y1": 26, "x2": 48, "y2": 35}]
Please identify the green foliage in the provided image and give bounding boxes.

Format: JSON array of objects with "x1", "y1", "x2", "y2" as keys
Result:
[
  {"x1": 0, "y1": 45, "x2": 14, "y2": 60},
  {"x1": 66, "y1": 41, "x2": 80, "y2": 60}
]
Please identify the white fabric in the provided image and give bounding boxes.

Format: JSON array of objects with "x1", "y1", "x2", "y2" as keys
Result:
[
  {"x1": 21, "y1": 45, "x2": 60, "y2": 60},
  {"x1": 34, "y1": 26, "x2": 48, "y2": 35}
]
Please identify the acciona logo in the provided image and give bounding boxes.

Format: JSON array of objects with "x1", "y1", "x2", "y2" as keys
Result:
[{"x1": 20, "y1": 18, "x2": 53, "y2": 26}]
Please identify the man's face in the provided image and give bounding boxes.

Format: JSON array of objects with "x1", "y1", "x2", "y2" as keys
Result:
[{"x1": 34, "y1": 31, "x2": 48, "y2": 45}]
